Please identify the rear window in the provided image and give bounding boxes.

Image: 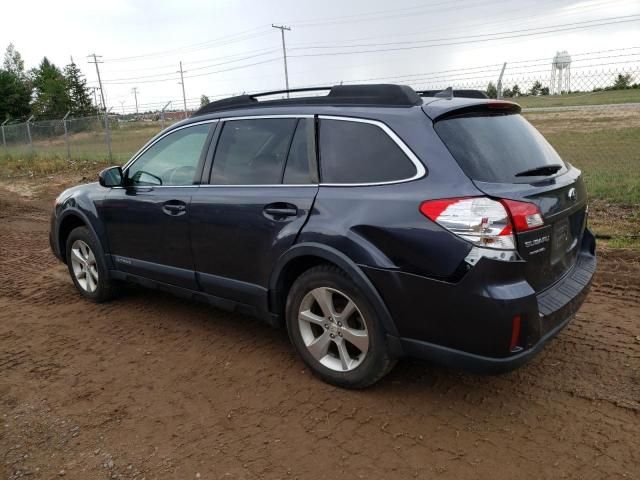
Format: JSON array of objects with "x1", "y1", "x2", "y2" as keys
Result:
[
  {"x1": 434, "y1": 114, "x2": 566, "y2": 183},
  {"x1": 319, "y1": 119, "x2": 417, "y2": 184}
]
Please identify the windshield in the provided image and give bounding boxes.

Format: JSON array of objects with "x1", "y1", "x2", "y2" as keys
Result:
[{"x1": 434, "y1": 113, "x2": 567, "y2": 183}]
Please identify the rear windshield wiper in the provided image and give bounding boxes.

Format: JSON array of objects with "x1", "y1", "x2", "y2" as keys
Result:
[{"x1": 515, "y1": 164, "x2": 563, "y2": 177}]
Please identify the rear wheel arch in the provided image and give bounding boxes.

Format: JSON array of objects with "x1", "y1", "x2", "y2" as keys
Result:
[{"x1": 269, "y1": 243, "x2": 400, "y2": 337}]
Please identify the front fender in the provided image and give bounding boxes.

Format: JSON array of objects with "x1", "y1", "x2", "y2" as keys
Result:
[{"x1": 53, "y1": 184, "x2": 110, "y2": 265}]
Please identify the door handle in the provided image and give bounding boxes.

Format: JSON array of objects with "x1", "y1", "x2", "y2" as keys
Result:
[
  {"x1": 263, "y1": 203, "x2": 298, "y2": 219},
  {"x1": 162, "y1": 200, "x2": 187, "y2": 216}
]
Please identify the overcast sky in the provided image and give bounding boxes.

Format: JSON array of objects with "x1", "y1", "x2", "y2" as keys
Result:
[{"x1": 2, "y1": 0, "x2": 639, "y2": 113}]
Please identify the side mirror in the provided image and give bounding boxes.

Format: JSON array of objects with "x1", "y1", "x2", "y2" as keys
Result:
[{"x1": 98, "y1": 166, "x2": 123, "y2": 187}]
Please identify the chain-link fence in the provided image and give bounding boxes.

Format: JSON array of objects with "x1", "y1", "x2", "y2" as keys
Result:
[
  {"x1": 0, "y1": 114, "x2": 182, "y2": 165},
  {"x1": 1, "y1": 68, "x2": 638, "y2": 206}
]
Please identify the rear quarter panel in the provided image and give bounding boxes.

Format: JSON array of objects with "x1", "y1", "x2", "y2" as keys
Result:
[{"x1": 299, "y1": 108, "x2": 483, "y2": 279}]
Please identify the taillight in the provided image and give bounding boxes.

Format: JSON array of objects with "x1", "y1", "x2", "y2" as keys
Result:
[
  {"x1": 419, "y1": 196, "x2": 544, "y2": 265},
  {"x1": 420, "y1": 197, "x2": 515, "y2": 249},
  {"x1": 500, "y1": 199, "x2": 544, "y2": 232}
]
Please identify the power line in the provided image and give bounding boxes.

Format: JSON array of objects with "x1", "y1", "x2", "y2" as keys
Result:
[
  {"x1": 287, "y1": 15, "x2": 640, "y2": 58},
  {"x1": 97, "y1": 20, "x2": 640, "y2": 88},
  {"x1": 290, "y1": 15, "x2": 640, "y2": 51},
  {"x1": 100, "y1": 57, "x2": 281, "y2": 85},
  {"x1": 285, "y1": 0, "x2": 500, "y2": 28},
  {"x1": 104, "y1": 26, "x2": 272, "y2": 62},
  {"x1": 286, "y1": 0, "x2": 565, "y2": 47}
]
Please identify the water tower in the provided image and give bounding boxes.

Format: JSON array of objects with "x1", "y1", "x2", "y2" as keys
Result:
[{"x1": 550, "y1": 51, "x2": 572, "y2": 95}]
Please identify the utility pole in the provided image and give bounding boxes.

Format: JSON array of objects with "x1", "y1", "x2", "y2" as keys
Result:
[
  {"x1": 131, "y1": 87, "x2": 139, "y2": 115},
  {"x1": 272, "y1": 24, "x2": 291, "y2": 98},
  {"x1": 87, "y1": 54, "x2": 107, "y2": 112},
  {"x1": 88, "y1": 53, "x2": 112, "y2": 161},
  {"x1": 119, "y1": 100, "x2": 126, "y2": 115},
  {"x1": 177, "y1": 61, "x2": 188, "y2": 118}
]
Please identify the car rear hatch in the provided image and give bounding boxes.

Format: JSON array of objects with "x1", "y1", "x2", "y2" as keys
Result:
[{"x1": 424, "y1": 99, "x2": 588, "y2": 292}]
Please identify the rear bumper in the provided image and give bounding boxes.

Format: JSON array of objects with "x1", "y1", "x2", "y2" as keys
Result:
[{"x1": 366, "y1": 229, "x2": 596, "y2": 373}]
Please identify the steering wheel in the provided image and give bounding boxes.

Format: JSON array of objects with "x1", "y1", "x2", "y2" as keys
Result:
[{"x1": 167, "y1": 165, "x2": 196, "y2": 185}]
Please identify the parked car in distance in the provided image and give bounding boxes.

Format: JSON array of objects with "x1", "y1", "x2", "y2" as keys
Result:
[{"x1": 50, "y1": 84, "x2": 596, "y2": 388}]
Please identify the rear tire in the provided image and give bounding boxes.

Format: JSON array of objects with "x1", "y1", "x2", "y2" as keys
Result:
[
  {"x1": 286, "y1": 264, "x2": 396, "y2": 388},
  {"x1": 66, "y1": 226, "x2": 117, "y2": 303}
]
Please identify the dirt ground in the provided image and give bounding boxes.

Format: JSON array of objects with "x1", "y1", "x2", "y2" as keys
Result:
[{"x1": 1, "y1": 176, "x2": 639, "y2": 480}]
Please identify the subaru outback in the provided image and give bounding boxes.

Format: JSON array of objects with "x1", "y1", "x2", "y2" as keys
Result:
[{"x1": 50, "y1": 84, "x2": 596, "y2": 388}]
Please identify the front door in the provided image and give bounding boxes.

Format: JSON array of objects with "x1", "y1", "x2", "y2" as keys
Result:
[
  {"x1": 189, "y1": 117, "x2": 318, "y2": 307},
  {"x1": 100, "y1": 122, "x2": 214, "y2": 289}
]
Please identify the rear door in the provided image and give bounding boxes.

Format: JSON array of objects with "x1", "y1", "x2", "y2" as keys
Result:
[
  {"x1": 189, "y1": 116, "x2": 318, "y2": 307},
  {"x1": 433, "y1": 111, "x2": 587, "y2": 291}
]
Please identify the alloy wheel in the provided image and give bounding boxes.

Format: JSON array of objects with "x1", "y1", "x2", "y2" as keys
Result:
[
  {"x1": 298, "y1": 287, "x2": 369, "y2": 372},
  {"x1": 70, "y1": 239, "x2": 99, "y2": 293}
]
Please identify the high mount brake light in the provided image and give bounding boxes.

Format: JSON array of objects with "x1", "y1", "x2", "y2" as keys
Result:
[
  {"x1": 419, "y1": 197, "x2": 544, "y2": 265},
  {"x1": 487, "y1": 101, "x2": 516, "y2": 110}
]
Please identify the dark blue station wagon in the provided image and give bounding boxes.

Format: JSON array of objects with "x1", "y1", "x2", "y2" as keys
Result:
[{"x1": 50, "y1": 85, "x2": 596, "y2": 388}]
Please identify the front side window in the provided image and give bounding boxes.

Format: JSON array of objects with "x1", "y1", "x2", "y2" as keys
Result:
[
  {"x1": 319, "y1": 119, "x2": 417, "y2": 184},
  {"x1": 283, "y1": 119, "x2": 317, "y2": 184},
  {"x1": 211, "y1": 118, "x2": 298, "y2": 185},
  {"x1": 127, "y1": 123, "x2": 211, "y2": 186}
]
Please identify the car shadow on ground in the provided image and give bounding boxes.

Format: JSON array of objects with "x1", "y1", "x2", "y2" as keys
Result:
[{"x1": 115, "y1": 282, "x2": 512, "y2": 396}]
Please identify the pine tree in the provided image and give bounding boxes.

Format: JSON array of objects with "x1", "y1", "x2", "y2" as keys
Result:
[
  {"x1": 30, "y1": 57, "x2": 72, "y2": 119},
  {"x1": 486, "y1": 82, "x2": 497, "y2": 99},
  {"x1": 0, "y1": 70, "x2": 31, "y2": 120},
  {"x1": 64, "y1": 59, "x2": 96, "y2": 116},
  {"x1": 529, "y1": 81, "x2": 542, "y2": 96},
  {"x1": 612, "y1": 73, "x2": 632, "y2": 90}
]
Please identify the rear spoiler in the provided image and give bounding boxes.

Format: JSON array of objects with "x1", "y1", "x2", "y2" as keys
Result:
[{"x1": 422, "y1": 99, "x2": 521, "y2": 121}]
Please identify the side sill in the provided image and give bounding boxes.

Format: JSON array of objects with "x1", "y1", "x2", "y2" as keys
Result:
[{"x1": 109, "y1": 270, "x2": 280, "y2": 328}]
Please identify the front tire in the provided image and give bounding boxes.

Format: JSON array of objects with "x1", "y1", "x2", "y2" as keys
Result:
[
  {"x1": 286, "y1": 264, "x2": 396, "y2": 388},
  {"x1": 66, "y1": 226, "x2": 117, "y2": 303}
]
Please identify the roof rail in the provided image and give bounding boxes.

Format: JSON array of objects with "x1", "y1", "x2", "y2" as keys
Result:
[
  {"x1": 416, "y1": 88, "x2": 489, "y2": 99},
  {"x1": 251, "y1": 86, "x2": 332, "y2": 98},
  {"x1": 193, "y1": 84, "x2": 423, "y2": 116}
]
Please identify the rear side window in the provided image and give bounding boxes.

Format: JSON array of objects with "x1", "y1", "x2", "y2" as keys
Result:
[
  {"x1": 434, "y1": 114, "x2": 567, "y2": 183},
  {"x1": 212, "y1": 118, "x2": 297, "y2": 185},
  {"x1": 319, "y1": 119, "x2": 417, "y2": 184}
]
